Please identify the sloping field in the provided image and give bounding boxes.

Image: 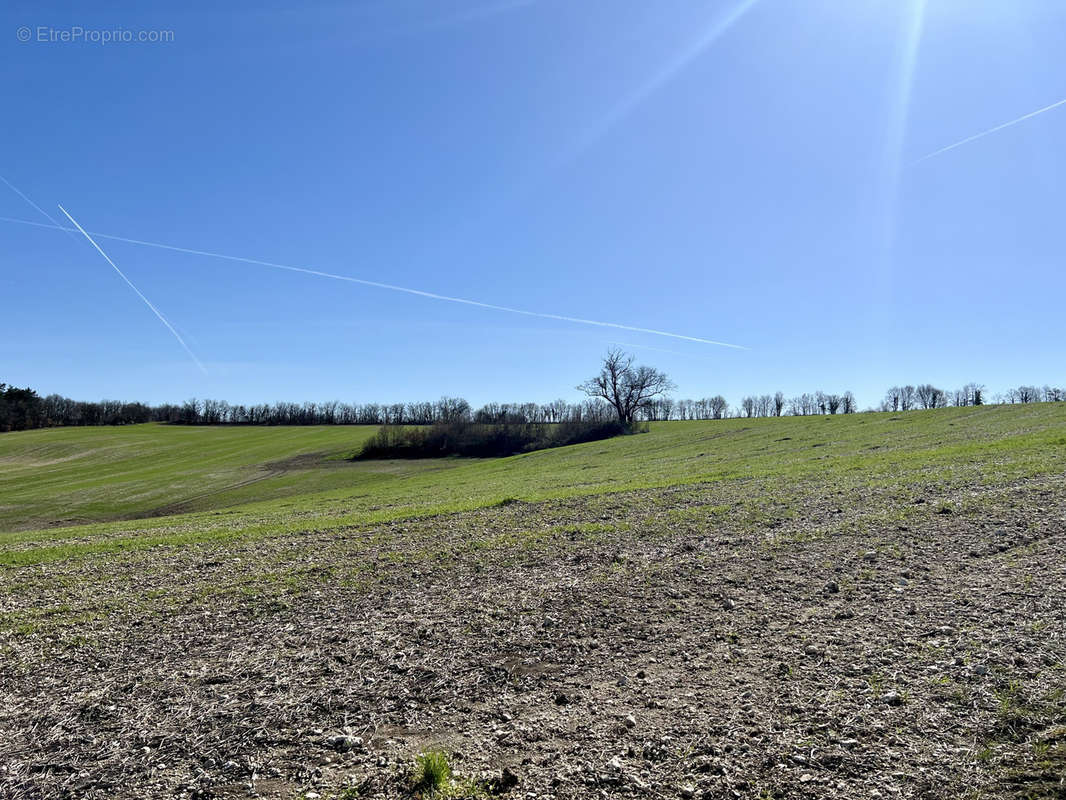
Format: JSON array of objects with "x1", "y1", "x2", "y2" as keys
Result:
[
  {"x1": 1, "y1": 405, "x2": 1065, "y2": 799},
  {"x1": 0, "y1": 424, "x2": 447, "y2": 532},
  {"x1": 3, "y1": 405, "x2": 1065, "y2": 563}
]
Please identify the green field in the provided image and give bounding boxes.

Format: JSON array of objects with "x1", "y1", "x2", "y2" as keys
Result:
[
  {"x1": 2, "y1": 403, "x2": 1064, "y2": 565},
  {"x1": 0, "y1": 423, "x2": 443, "y2": 532}
]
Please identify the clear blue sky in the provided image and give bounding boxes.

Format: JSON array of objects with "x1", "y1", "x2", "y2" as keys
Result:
[{"x1": 2, "y1": 0, "x2": 1063, "y2": 409}]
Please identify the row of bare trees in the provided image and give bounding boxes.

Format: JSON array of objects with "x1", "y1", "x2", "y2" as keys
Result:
[
  {"x1": 880, "y1": 383, "x2": 1064, "y2": 411},
  {"x1": 170, "y1": 397, "x2": 623, "y2": 426},
  {"x1": 883, "y1": 384, "x2": 953, "y2": 411},
  {"x1": 1001, "y1": 385, "x2": 1064, "y2": 404},
  {"x1": 643, "y1": 396, "x2": 730, "y2": 421},
  {"x1": 574, "y1": 351, "x2": 863, "y2": 422},
  {"x1": 4, "y1": 349, "x2": 1064, "y2": 433},
  {"x1": 637, "y1": 391, "x2": 860, "y2": 420},
  {"x1": 16, "y1": 392, "x2": 622, "y2": 429},
  {"x1": 142, "y1": 380, "x2": 1066, "y2": 426}
]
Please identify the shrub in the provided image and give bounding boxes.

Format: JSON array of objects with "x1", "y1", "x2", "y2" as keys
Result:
[{"x1": 355, "y1": 419, "x2": 641, "y2": 460}]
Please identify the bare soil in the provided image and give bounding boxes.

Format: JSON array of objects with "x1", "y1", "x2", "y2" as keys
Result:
[{"x1": 1, "y1": 477, "x2": 1064, "y2": 799}]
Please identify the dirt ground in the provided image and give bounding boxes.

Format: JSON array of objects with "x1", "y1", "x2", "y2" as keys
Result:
[{"x1": 1, "y1": 477, "x2": 1064, "y2": 799}]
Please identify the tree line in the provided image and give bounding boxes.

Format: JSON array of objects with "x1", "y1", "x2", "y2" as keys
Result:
[
  {"x1": 644, "y1": 390, "x2": 860, "y2": 421},
  {"x1": 2, "y1": 376, "x2": 1063, "y2": 433},
  {"x1": 0, "y1": 385, "x2": 622, "y2": 432},
  {"x1": 879, "y1": 383, "x2": 1065, "y2": 412}
]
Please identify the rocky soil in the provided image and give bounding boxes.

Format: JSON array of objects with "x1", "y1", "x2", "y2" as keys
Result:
[{"x1": 1, "y1": 477, "x2": 1064, "y2": 799}]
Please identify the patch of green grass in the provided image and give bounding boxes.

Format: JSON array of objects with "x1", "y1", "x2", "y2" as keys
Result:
[{"x1": 411, "y1": 750, "x2": 452, "y2": 797}]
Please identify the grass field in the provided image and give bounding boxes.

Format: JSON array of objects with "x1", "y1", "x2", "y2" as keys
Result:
[
  {"x1": 3, "y1": 404, "x2": 1065, "y2": 563},
  {"x1": 0, "y1": 424, "x2": 416, "y2": 531},
  {"x1": 2, "y1": 405, "x2": 1065, "y2": 799}
]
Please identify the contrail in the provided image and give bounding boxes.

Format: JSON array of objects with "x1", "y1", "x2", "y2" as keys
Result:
[
  {"x1": 0, "y1": 174, "x2": 67, "y2": 230},
  {"x1": 0, "y1": 214, "x2": 747, "y2": 349},
  {"x1": 913, "y1": 96, "x2": 1066, "y2": 164},
  {"x1": 1, "y1": 175, "x2": 207, "y2": 371},
  {"x1": 56, "y1": 206, "x2": 208, "y2": 374}
]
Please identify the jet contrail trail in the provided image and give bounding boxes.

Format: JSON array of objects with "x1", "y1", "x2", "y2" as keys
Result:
[
  {"x1": 1, "y1": 175, "x2": 207, "y2": 371},
  {"x1": 56, "y1": 206, "x2": 208, "y2": 374},
  {"x1": 0, "y1": 174, "x2": 67, "y2": 230},
  {"x1": 913, "y1": 96, "x2": 1066, "y2": 164},
  {"x1": 0, "y1": 214, "x2": 747, "y2": 349}
]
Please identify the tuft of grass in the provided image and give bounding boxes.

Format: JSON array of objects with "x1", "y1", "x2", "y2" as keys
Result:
[{"x1": 412, "y1": 750, "x2": 453, "y2": 797}]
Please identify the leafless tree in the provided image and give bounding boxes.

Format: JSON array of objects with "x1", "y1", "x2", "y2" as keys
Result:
[
  {"x1": 915, "y1": 384, "x2": 946, "y2": 409},
  {"x1": 407, "y1": 402, "x2": 434, "y2": 425},
  {"x1": 1015, "y1": 385, "x2": 1040, "y2": 404},
  {"x1": 580, "y1": 398, "x2": 613, "y2": 422},
  {"x1": 577, "y1": 349, "x2": 675, "y2": 424},
  {"x1": 884, "y1": 387, "x2": 901, "y2": 412},
  {"x1": 643, "y1": 397, "x2": 674, "y2": 421},
  {"x1": 788, "y1": 393, "x2": 815, "y2": 416},
  {"x1": 900, "y1": 385, "x2": 916, "y2": 411},
  {"x1": 435, "y1": 397, "x2": 471, "y2": 423},
  {"x1": 546, "y1": 398, "x2": 569, "y2": 423}
]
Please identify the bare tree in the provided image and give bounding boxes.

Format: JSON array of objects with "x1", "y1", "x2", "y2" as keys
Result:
[
  {"x1": 709, "y1": 395, "x2": 728, "y2": 419},
  {"x1": 884, "y1": 387, "x2": 901, "y2": 412},
  {"x1": 915, "y1": 384, "x2": 946, "y2": 409},
  {"x1": 789, "y1": 393, "x2": 815, "y2": 416},
  {"x1": 645, "y1": 397, "x2": 674, "y2": 421},
  {"x1": 946, "y1": 384, "x2": 977, "y2": 407},
  {"x1": 435, "y1": 397, "x2": 471, "y2": 423},
  {"x1": 547, "y1": 398, "x2": 569, "y2": 423},
  {"x1": 1016, "y1": 385, "x2": 1040, "y2": 404},
  {"x1": 900, "y1": 385, "x2": 916, "y2": 411},
  {"x1": 577, "y1": 349, "x2": 675, "y2": 425}
]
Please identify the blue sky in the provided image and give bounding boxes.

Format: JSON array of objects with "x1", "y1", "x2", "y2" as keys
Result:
[{"x1": 2, "y1": 0, "x2": 1063, "y2": 409}]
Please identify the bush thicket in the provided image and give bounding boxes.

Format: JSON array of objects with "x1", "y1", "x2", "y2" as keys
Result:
[{"x1": 356, "y1": 419, "x2": 639, "y2": 459}]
